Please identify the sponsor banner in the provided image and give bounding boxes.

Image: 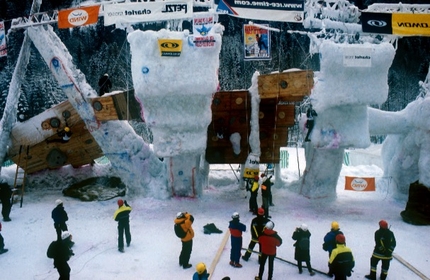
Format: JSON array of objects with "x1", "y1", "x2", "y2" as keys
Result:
[
  {"x1": 158, "y1": 39, "x2": 183, "y2": 56},
  {"x1": 345, "y1": 176, "x2": 375, "y2": 191},
  {"x1": 243, "y1": 153, "x2": 260, "y2": 179},
  {"x1": 193, "y1": 12, "x2": 215, "y2": 35},
  {"x1": 193, "y1": 35, "x2": 216, "y2": 48},
  {"x1": 104, "y1": 0, "x2": 193, "y2": 26},
  {"x1": 58, "y1": 5, "x2": 100, "y2": 29},
  {"x1": 216, "y1": 0, "x2": 304, "y2": 23},
  {"x1": 343, "y1": 46, "x2": 372, "y2": 67},
  {"x1": 362, "y1": 12, "x2": 430, "y2": 36},
  {"x1": 0, "y1": 21, "x2": 6, "y2": 57},
  {"x1": 244, "y1": 24, "x2": 271, "y2": 60}
]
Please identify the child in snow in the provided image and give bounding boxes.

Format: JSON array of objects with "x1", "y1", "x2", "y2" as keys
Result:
[{"x1": 228, "y1": 212, "x2": 246, "y2": 268}]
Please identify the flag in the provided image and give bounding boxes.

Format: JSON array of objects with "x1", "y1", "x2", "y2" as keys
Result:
[
  {"x1": 0, "y1": 21, "x2": 7, "y2": 57},
  {"x1": 345, "y1": 176, "x2": 375, "y2": 191},
  {"x1": 58, "y1": 5, "x2": 100, "y2": 29},
  {"x1": 362, "y1": 12, "x2": 430, "y2": 36}
]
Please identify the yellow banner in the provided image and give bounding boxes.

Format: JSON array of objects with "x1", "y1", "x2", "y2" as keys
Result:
[
  {"x1": 158, "y1": 39, "x2": 183, "y2": 57},
  {"x1": 392, "y1": 13, "x2": 430, "y2": 36}
]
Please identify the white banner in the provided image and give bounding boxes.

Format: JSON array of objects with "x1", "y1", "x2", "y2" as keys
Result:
[
  {"x1": 343, "y1": 46, "x2": 372, "y2": 67},
  {"x1": 103, "y1": 1, "x2": 193, "y2": 26},
  {"x1": 0, "y1": 21, "x2": 7, "y2": 57}
]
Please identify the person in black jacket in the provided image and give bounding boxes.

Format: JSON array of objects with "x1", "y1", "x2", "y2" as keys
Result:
[
  {"x1": 292, "y1": 224, "x2": 315, "y2": 276},
  {"x1": 328, "y1": 234, "x2": 354, "y2": 280},
  {"x1": 261, "y1": 174, "x2": 273, "y2": 219},
  {"x1": 365, "y1": 220, "x2": 396, "y2": 280},
  {"x1": 0, "y1": 181, "x2": 12, "y2": 222},
  {"x1": 113, "y1": 199, "x2": 132, "y2": 253},
  {"x1": 98, "y1": 73, "x2": 112, "y2": 96},
  {"x1": 242, "y1": 207, "x2": 270, "y2": 262},
  {"x1": 52, "y1": 199, "x2": 69, "y2": 241},
  {"x1": 52, "y1": 231, "x2": 74, "y2": 280}
]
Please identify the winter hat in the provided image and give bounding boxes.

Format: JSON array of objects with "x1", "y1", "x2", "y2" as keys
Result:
[
  {"x1": 331, "y1": 221, "x2": 339, "y2": 231},
  {"x1": 379, "y1": 220, "x2": 388, "y2": 229},
  {"x1": 231, "y1": 212, "x2": 240, "y2": 219},
  {"x1": 336, "y1": 234, "x2": 346, "y2": 244},
  {"x1": 55, "y1": 199, "x2": 63, "y2": 206},
  {"x1": 265, "y1": 221, "x2": 274, "y2": 230},
  {"x1": 62, "y1": 231, "x2": 71, "y2": 240},
  {"x1": 300, "y1": 223, "x2": 308, "y2": 231},
  {"x1": 257, "y1": 207, "x2": 265, "y2": 216},
  {"x1": 176, "y1": 212, "x2": 184, "y2": 219},
  {"x1": 254, "y1": 175, "x2": 259, "y2": 180},
  {"x1": 117, "y1": 199, "x2": 124, "y2": 207},
  {"x1": 196, "y1": 262, "x2": 206, "y2": 274}
]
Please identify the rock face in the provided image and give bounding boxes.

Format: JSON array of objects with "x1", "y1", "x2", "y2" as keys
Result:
[
  {"x1": 63, "y1": 177, "x2": 126, "y2": 201},
  {"x1": 401, "y1": 181, "x2": 430, "y2": 225}
]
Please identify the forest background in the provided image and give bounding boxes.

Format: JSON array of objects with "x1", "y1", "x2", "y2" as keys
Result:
[{"x1": 1, "y1": 0, "x2": 430, "y2": 146}]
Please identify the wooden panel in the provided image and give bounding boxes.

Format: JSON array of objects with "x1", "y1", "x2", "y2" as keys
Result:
[
  {"x1": 91, "y1": 90, "x2": 143, "y2": 122},
  {"x1": 260, "y1": 147, "x2": 281, "y2": 163},
  {"x1": 258, "y1": 70, "x2": 314, "y2": 100},
  {"x1": 92, "y1": 96, "x2": 118, "y2": 121}
]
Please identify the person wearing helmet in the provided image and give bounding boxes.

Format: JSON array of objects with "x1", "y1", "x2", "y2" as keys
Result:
[
  {"x1": 113, "y1": 199, "x2": 132, "y2": 253},
  {"x1": 242, "y1": 207, "x2": 270, "y2": 262},
  {"x1": 328, "y1": 234, "x2": 355, "y2": 279},
  {"x1": 193, "y1": 262, "x2": 209, "y2": 280},
  {"x1": 98, "y1": 73, "x2": 112, "y2": 96},
  {"x1": 292, "y1": 224, "x2": 315, "y2": 276},
  {"x1": 323, "y1": 221, "x2": 344, "y2": 257},
  {"x1": 255, "y1": 221, "x2": 282, "y2": 280},
  {"x1": 52, "y1": 199, "x2": 69, "y2": 241},
  {"x1": 228, "y1": 212, "x2": 246, "y2": 268},
  {"x1": 365, "y1": 220, "x2": 396, "y2": 280},
  {"x1": 175, "y1": 211, "x2": 195, "y2": 269}
]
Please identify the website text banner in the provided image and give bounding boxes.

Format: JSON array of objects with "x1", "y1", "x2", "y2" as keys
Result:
[
  {"x1": 58, "y1": 5, "x2": 100, "y2": 29},
  {"x1": 216, "y1": 0, "x2": 304, "y2": 23},
  {"x1": 0, "y1": 21, "x2": 6, "y2": 57},
  {"x1": 345, "y1": 176, "x2": 375, "y2": 191},
  {"x1": 104, "y1": 0, "x2": 193, "y2": 26},
  {"x1": 392, "y1": 13, "x2": 430, "y2": 36}
]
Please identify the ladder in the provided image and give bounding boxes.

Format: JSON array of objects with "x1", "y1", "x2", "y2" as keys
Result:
[{"x1": 12, "y1": 145, "x2": 29, "y2": 208}]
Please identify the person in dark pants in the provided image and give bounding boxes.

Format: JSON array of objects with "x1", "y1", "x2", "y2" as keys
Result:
[
  {"x1": 248, "y1": 176, "x2": 259, "y2": 215},
  {"x1": 228, "y1": 212, "x2": 246, "y2": 268},
  {"x1": 242, "y1": 207, "x2": 269, "y2": 262},
  {"x1": 113, "y1": 199, "x2": 132, "y2": 253},
  {"x1": 0, "y1": 181, "x2": 12, "y2": 221},
  {"x1": 175, "y1": 211, "x2": 194, "y2": 269},
  {"x1": 0, "y1": 222, "x2": 8, "y2": 254},
  {"x1": 328, "y1": 234, "x2": 354, "y2": 280},
  {"x1": 365, "y1": 220, "x2": 396, "y2": 280},
  {"x1": 52, "y1": 232, "x2": 74, "y2": 280},
  {"x1": 292, "y1": 224, "x2": 315, "y2": 276},
  {"x1": 261, "y1": 174, "x2": 273, "y2": 219},
  {"x1": 255, "y1": 221, "x2": 282, "y2": 280},
  {"x1": 52, "y1": 199, "x2": 69, "y2": 241},
  {"x1": 98, "y1": 73, "x2": 112, "y2": 96},
  {"x1": 323, "y1": 221, "x2": 343, "y2": 257}
]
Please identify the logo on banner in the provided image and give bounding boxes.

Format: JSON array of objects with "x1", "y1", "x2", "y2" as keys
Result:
[
  {"x1": 343, "y1": 46, "x2": 372, "y2": 67},
  {"x1": 158, "y1": 39, "x2": 183, "y2": 56},
  {"x1": 58, "y1": 5, "x2": 100, "y2": 29},
  {"x1": 345, "y1": 176, "x2": 375, "y2": 191}
]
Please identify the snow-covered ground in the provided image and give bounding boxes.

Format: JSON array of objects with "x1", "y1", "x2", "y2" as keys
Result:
[{"x1": 0, "y1": 147, "x2": 429, "y2": 280}]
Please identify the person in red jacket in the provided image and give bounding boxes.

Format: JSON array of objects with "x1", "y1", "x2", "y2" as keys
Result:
[{"x1": 255, "y1": 221, "x2": 282, "y2": 280}]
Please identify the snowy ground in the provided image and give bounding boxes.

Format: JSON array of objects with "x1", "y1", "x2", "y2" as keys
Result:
[{"x1": 0, "y1": 148, "x2": 429, "y2": 280}]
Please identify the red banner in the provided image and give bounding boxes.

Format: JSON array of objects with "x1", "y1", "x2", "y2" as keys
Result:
[
  {"x1": 58, "y1": 5, "x2": 100, "y2": 29},
  {"x1": 345, "y1": 176, "x2": 375, "y2": 191}
]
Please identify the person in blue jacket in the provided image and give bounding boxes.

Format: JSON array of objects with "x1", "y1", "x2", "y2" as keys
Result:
[
  {"x1": 228, "y1": 212, "x2": 246, "y2": 268},
  {"x1": 113, "y1": 199, "x2": 132, "y2": 253},
  {"x1": 323, "y1": 221, "x2": 343, "y2": 257},
  {"x1": 193, "y1": 262, "x2": 210, "y2": 280}
]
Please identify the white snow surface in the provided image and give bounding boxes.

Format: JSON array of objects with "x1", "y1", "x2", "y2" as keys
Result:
[{"x1": 0, "y1": 150, "x2": 429, "y2": 280}]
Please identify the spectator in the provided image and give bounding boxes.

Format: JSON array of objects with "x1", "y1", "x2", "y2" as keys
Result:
[
  {"x1": 52, "y1": 199, "x2": 69, "y2": 241},
  {"x1": 228, "y1": 212, "x2": 246, "y2": 268},
  {"x1": 98, "y1": 73, "x2": 112, "y2": 96},
  {"x1": 242, "y1": 207, "x2": 269, "y2": 262},
  {"x1": 328, "y1": 234, "x2": 355, "y2": 280},
  {"x1": 0, "y1": 222, "x2": 8, "y2": 254},
  {"x1": 323, "y1": 221, "x2": 343, "y2": 256},
  {"x1": 52, "y1": 231, "x2": 74, "y2": 280},
  {"x1": 0, "y1": 180, "x2": 12, "y2": 221},
  {"x1": 292, "y1": 224, "x2": 315, "y2": 276},
  {"x1": 248, "y1": 176, "x2": 259, "y2": 215},
  {"x1": 113, "y1": 199, "x2": 132, "y2": 253},
  {"x1": 255, "y1": 221, "x2": 282, "y2": 280},
  {"x1": 193, "y1": 262, "x2": 210, "y2": 280},
  {"x1": 175, "y1": 211, "x2": 194, "y2": 269},
  {"x1": 261, "y1": 174, "x2": 273, "y2": 219},
  {"x1": 365, "y1": 220, "x2": 396, "y2": 280}
]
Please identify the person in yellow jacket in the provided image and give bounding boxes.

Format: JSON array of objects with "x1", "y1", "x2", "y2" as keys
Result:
[
  {"x1": 113, "y1": 199, "x2": 132, "y2": 253},
  {"x1": 175, "y1": 212, "x2": 195, "y2": 269}
]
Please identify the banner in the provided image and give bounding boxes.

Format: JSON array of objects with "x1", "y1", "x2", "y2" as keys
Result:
[
  {"x1": 0, "y1": 21, "x2": 6, "y2": 57},
  {"x1": 158, "y1": 39, "x2": 183, "y2": 56},
  {"x1": 362, "y1": 12, "x2": 430, "y2": 36},
  {"x1": 345, "y1": 176, "x2": 375, "y2": 191},
  {"x1": 244, "y1": 24, "x2": 271, "y2": 60},
  {"x1": 191, "y1": 12, "x2": 217, "y2": 48},
  {"x1": 216, "y1": 0, "x2": 304, "y2": 23},
  {"x1": 104, "y1": 0, "x2": 193, "y2": 26},
  {"x1": 342, "y1": 46, "x2": 372, "y2": 67},
  {"x1": 58, "y1": 5, "x2": 100, "y2": 29}
]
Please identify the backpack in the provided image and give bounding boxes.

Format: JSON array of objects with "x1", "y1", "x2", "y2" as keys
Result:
[
  {"x1": 174, "y1": 222, "x2": 186, "y2": 239},
  {"x1": 47, "y1": 241, "x2": 58, "y2": 259}
]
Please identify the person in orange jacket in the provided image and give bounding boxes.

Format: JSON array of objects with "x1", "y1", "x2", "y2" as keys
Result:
[
  {"x1": 175, "y1": 212, "x2": 195, "y2": 269},
  {"x1": 255, "y1": 221, "x2": 282, "y2": 280}
]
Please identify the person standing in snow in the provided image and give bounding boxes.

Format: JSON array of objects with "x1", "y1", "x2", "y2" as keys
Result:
[
  {"x1": 113, "y1": 199, "x2": 132, "y2": 253},
  {"x1": 98, "y1": 73, "x2": 112, "y2": 96},
  {"x1": 0, "y1": 222, "x2": 8, "y2": 254},
  {"x1": 228, "y1": 212, "x2": 246, "y2": 268},
  {"x1": 193, "y1": 262, "x2": 210, "y2": 280},
  {"x1": 328, "y1": 234, "x2": 354, "y2": 280},
  {"x1": 0, "y1": 180, "x2": 12, "y2": 222},
  {"x1": 255, "y1": 221, "x2": 282, "y2": 280},
  {"x1": 292, "y1": 224, "x2": 315, "y2": 276},
  {"x1": 323, "y1": 221, "x2": 343, "y2": 257},
  {"x1": 175, "y1": 212, "x2": 194, "y2": 269},
  {"x1": 52, "y1": 231, "x2": 74, "y2": 280},
  {"x1": 365, "y1": 220, "x2": 396, "y2": 280},
  {"x1": 52, "y1": 199, "x2": 69, "y2": 241},
  {"x1": 305, "y1": 104, "x2": 318, "y2": 142},
  {"x1": 260, "y1": 174, "x2": 273, "y2": 219},
  {"x1": 248, "y1": 176, "x2": 259, "y2": 215},
  {"x1": 242, "y1": 207, "x2": 269, "y2": 262}
]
